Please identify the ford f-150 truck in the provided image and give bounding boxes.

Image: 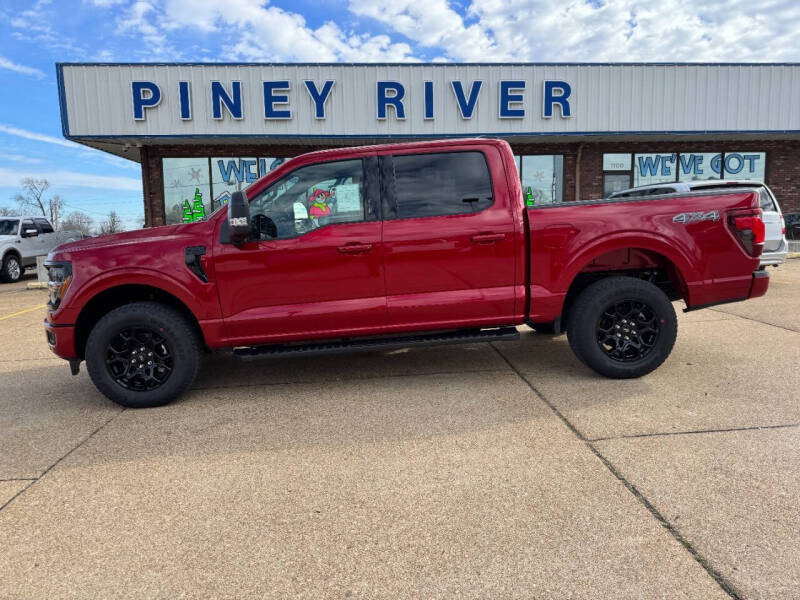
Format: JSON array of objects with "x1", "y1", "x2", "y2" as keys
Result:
[
  {"x1": 0, "y1": 216, "x2": 80, "y2": 283},
  {"x1": 44, "y1": 139, "x2": 769, "y2": 408}
]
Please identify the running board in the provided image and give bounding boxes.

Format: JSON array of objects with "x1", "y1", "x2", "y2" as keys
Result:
[{"x1": 233, "y1": 326, "x2": 520, "y2": 360}]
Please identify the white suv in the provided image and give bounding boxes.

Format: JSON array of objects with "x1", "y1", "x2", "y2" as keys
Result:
[{"x1": 609, "y1": 180, "x2": 788, "y2": 267}]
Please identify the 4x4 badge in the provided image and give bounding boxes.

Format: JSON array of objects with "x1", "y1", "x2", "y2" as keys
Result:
[{"x1": 673, "y1": 210, "x2": 720, "y2": 224}]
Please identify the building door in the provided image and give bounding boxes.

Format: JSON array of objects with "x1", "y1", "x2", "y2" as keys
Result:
[
  {"x1": 380, "y1": 148, "x2": 518, "y2": 329},
  {"x1": 212, "y1": 157, "x2": 386, "y2": 345}
]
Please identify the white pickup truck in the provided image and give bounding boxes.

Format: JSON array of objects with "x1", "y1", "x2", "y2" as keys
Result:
[{"x1": 0, "y1": 216, "x2": 81, "y2": 283}]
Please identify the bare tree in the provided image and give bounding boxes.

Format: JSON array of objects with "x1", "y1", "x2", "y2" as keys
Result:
[
  {"x1": 61, "y1": 211, "x2": 94, "y2": 237},
  {"x1": 0, "y1": 206, "x2": 19, "y2": 216},
  {"x1": 14, "y1": 178, "x2": 64, "y2": 229},
  {"x1": 97, "y1": 211, "x2": 124, "y2": 235}
]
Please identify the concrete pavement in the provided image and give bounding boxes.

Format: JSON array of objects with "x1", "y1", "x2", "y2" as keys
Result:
[{"x1": 0, "y1": 263, "x2": 798, "y2": 598}]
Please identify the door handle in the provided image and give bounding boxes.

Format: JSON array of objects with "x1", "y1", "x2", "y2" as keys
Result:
[
  {"x1": 470, "y1": 233, "x2": 505, "y2": 244},
  {"x1": 337, "y1": 243, "x2": 373, "y2": 254}
]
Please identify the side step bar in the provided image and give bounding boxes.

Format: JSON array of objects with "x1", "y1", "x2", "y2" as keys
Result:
[{"x1": 233, "y1": 326, "x2": 520, "y2": 360}]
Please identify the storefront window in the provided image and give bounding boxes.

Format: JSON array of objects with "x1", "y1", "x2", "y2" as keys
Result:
[
  {"x1": 605, "y1": 151, "x2": 766, "y2": 194},
  {"x1": 633, "y1": 153, "x2": 678, "y2": 187},
  {"x1": 210, "y1": 157, "x2": 286, "y2": 208},
  {"x1": 602, "y1": 153, "x2": 631, "y2": 171},
  {"x1": 677, "y1": 152, "x2": 722, "y2": 182},
  {"x1": 604, "y1": 174, "x2": 631, "y2": 196},
  {"x1": 162, "y1": 158, "x2": 212, "y2": 225},
  {"x1": 519, "y1": 155, "x2": 563, "y2": 205},
  {"x1": 723, "y1": 152, "x2": 766, "y2": 182}
]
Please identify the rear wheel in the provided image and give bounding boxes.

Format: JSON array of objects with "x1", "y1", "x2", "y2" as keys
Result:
[
  {"x1": 1, "y1": 253, "x2": 22, "y2": 283},
  {"x1": 85, "y1": 302, "x2": 202, "y2": 408},
  {"x1": 567, "y1": 276, "x2": 677, "y2": 378}
]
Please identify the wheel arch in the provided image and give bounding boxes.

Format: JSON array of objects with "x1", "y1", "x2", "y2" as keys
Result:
[
  {"x1": 74, "y1": 283, "x2": 206, "y2": 360},
  {"x1": 558, "y1": 243, "x2": 691, "y2": 331}
]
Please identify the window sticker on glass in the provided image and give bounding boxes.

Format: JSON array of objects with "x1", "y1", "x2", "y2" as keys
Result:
[
  {"x1": 308, "y1": 188, "x2": 334, "y2": 224},
  {"x1": 334, "y1": 183, "x2": 362, "y2": 213}
]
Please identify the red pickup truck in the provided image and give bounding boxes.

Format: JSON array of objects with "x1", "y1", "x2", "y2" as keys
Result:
[{"x1": 44, "y1": 139, "x2": 769, "y2": 408}]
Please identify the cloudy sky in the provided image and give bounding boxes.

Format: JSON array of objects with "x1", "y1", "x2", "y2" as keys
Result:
[{"x1": 1, "y1": 0, "x2": 798, "y2": 228}]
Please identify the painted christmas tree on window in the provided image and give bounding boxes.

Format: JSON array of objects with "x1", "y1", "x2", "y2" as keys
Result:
[{"x1": 182, "y1": 188, "x2": 206, "y2": 223}]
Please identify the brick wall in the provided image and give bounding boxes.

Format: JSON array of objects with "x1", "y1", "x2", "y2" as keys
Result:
[{"x1": 140, "y1": 139, "x2": 800, "y2": 226}]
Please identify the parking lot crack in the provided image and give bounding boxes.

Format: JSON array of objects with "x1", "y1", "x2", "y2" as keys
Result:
[
  {"x1": 589, "y1": 422, "x2": 800, "y2": 443},
  {"x1": 708, "y1": 308, "x2": 799, "y2": 334},
  {"x1": 0, "y1": 409, "x2": 125, "y2": 515},
  {"x1": 489, "y1": 342, "x2": 745, "y2": 600}
]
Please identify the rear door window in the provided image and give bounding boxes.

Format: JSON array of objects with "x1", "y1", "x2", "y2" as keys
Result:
[
  {"x1": 35, "y1": 218, "x2": 54, "y2": 233},
  {"x1": 387, "y1": 151, "x2": 493, "y2": 219}
]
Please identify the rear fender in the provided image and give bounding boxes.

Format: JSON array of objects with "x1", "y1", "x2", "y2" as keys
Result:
[{"x1": 529, "y1": 232, "x2": 696, "y2": 323}]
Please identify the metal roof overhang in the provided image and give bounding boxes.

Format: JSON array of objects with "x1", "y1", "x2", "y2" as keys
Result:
[{"x1": 72, "y1": 131, "x2": 800, "y2": 164}]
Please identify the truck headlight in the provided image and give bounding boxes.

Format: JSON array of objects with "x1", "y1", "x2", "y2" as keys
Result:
[{"x1": 46, "y1": 261, "x2": 72, "y2": 309}]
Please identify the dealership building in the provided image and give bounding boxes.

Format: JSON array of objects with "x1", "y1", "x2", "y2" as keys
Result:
[{"x1": 56, "y1": 63, "x2": 800, "y2": 227}]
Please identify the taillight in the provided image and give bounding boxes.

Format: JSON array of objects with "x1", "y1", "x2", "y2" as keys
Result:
[
  {"x1": 781, "y1": 215, "x2": 786, "y2": 235},
  {"x1": 728, "y1": 210, "x2": 765, "y2": 258}
]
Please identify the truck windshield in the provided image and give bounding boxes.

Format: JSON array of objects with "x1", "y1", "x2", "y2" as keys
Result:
[{"x1": 0, "y1": 219, "x2": 19, "y2": 235}]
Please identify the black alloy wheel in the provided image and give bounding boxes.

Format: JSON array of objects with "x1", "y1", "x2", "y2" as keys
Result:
[
  {"x1": 595, "y1": 300, "x2": 661, "y2": 362},
  {"x1": 567, "y1": 276, "x2": 677, "y2": 379},
  {"x1": 105, "y1": 326, "x2": 174, "y2": 391},
  {"x1": 86, "y1": 301, "x2": 202, "y2": 408}
]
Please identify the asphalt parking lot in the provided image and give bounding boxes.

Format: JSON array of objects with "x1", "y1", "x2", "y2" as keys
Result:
[{"x1": 1, "y1": 263, "x2": 798, "y2": 599}]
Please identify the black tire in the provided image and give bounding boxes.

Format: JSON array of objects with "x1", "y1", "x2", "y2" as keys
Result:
[
  {"x1": 566, "y1": 276, "x2": 677, "y2": 379},
  {"x1": 85, "y1": 302, "x2": 202, "y2": 408},
  {"x1": 1, "y1": 253, "x2": 22, "y2": 283}
]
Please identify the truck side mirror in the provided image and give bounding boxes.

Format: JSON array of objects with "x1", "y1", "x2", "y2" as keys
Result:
[{"x1": 227, "y1": 191, "x2": 250, "y2": 246}]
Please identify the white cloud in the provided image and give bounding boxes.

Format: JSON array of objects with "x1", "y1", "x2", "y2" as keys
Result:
[
  {"x1": 125, "y1": 0, "x2": 417, "y2": 62},
  {"x1": 350, "y1": 0, "x2": 800, "y2": 62},
  {"x1": 0, "y1": 56, "x2": 45, "y2": 78},
  {"x1": 116, "y1": 0, "x2": 182, "y2": 60},
  {"x1": 0, "y1": 124, "x2": 79, "y2": 149},
  {"x1": 0, "y1": 167, "x2": 142, "y2": 192},
  {"x1": 0, "y1": 152, "x2": 44, "y2": 164},
  {"x1": 349, "y1": 0, "x2": 498, "y2": 61}
]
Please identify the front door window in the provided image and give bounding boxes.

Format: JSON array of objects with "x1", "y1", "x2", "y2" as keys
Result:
[{"x1": 247, "y1": 159, "x2": 366, "y2": 241}]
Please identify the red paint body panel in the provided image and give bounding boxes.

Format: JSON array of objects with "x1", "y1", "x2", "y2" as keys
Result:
[
  {"x1": 44, "y1": 138, "x2": 768, "y2": 363},
  {"x1": 526, "y1": 191, "x2": 763, "y2": 321}
]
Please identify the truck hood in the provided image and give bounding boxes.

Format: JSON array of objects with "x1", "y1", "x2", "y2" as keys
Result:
[
  {"x1": 47, "y1": 220, "x2": 219, "y2": 263},
  {"x1": 52, "y1": 225, "x2": 181, "y2": 255}
]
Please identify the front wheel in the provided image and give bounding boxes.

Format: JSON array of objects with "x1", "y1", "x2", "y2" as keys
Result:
[
  {"x1": 567, "y1": 276, "x2": 677, "y2": 379},
  {"x1": 85, "y1": 302, "x2": 202, "y2": 408},
  {"x1": 1, "y1": 254, "x2": 22, "y2": 283}
]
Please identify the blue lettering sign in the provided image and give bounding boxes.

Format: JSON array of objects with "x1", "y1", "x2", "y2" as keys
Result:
[
  {"x1": 543, "y1": 80, "x2": 571, "y2": 118},
  {"x1": 725, "y1": 153, "x2": 744, "y2": 174},
  {"x1": 243, "y1": 159, "x2": 258, "y2": 183},
  {"x1": 217, "y1": 159, "x2": 244, "y2": 184},
  {"x1": 679, "y1": 154, "x2": 703, "y2": 175},
  {"x1": 451, "y1": 81, "x2": 482, "y2": 119},
  {"x1": 303, "y1": 80, "x2": 335, "y2": 119},
  {"x1": 131, "y1": 81, "x2": 161, "y2": 120},
  {"x1": 661, "y1": 154, "x2": 675, "y2": 176},
  {"x1": 710, "y1": 153, "x2": 722, "y2": 174},
  {"x1": 211, "y1": 81, "x2": 243, "y2": 120},
  {"x1": 638, "y1": 155, "x2": 660, "y2": 177},
  {"x1": 376, "y1": 81, "x2": 406, "y2": 120},
  {"x1": 263, "y1": 81, "x2": 291, "y2": 119},
  {"x1": 178, "y1": 81, "x2": 192, "y2": 120},
  {"x1": 424, "y1": 81, "x2": 434, "y2": 120},
  {"x1": 499, "y1": 80, "x2": 525, "y2": 119},
  {"x1": 742, "y1": 154, "x2": 759, "y2": 173}
]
